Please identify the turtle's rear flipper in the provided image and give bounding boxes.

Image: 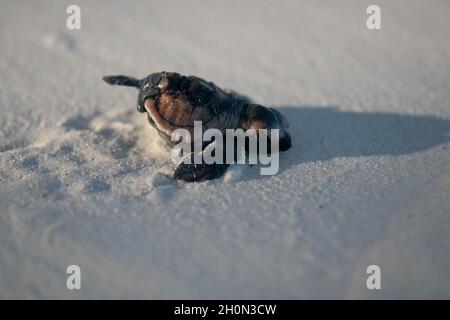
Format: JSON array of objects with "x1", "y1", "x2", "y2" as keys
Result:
[{"x1": 174, "y1": 162, "x2": 229, "y2": 182}]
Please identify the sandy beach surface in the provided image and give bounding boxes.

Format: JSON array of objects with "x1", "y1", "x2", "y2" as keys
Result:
[{"x1": 0, "y1": 0, "x2": 449, "y2": 298}]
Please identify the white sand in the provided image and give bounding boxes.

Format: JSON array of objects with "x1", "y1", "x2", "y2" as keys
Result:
[{"x1": 0, "y1": 0, "x2": 449, "y2": 299}]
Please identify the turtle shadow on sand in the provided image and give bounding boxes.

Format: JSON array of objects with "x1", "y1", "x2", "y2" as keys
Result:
[{"x1": 249, "y1": 106, "x2": 450, "y2": 180}]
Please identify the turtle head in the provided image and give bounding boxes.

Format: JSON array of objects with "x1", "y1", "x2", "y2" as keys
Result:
[
  {"x1": 103, "y1": 72, "x2": 184, "y2": 113},
  {"x1": 136, "y1": 71, "x2": 183, "y2": 113},
  {"x1": 241, "y1": 104, "x2": 292, "y2": 151}
]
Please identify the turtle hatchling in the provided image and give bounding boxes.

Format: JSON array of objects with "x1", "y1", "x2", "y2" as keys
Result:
[{"x1": 103, "y1": 71, "x2": 292, "y2": 182}]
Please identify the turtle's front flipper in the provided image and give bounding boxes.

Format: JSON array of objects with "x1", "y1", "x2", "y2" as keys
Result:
[
  {"x1": 173, "y1": 138, "x2": 241, "y2": 182},
  {"x1": 103, "y1": 75, "x2": 140, "y2": 88},
  {"x1": 174, "y1": 161, "x2": 229, "y2": 182}
]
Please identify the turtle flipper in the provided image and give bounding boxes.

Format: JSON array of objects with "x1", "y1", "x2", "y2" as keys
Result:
[
  {"x1": 103, "y1": 75, "x2": 140, "y2": 88},
  {"x1": 174, "y1": 161, "x2": 229, "y2": 182}
]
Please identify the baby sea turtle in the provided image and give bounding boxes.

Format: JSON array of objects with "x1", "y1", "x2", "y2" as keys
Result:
[{"x1": 103, "y1": 71, "x2": 291, "y2": 182}]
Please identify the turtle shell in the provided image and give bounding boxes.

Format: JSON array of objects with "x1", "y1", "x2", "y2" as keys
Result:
[{"x1": 143, "y1": 74, "x2": 244, "y2": 140}]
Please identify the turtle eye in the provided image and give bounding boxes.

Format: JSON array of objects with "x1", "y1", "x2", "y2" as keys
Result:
[{"x1": 142, "y1": 82, "x2": 159, "y2": 97}]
